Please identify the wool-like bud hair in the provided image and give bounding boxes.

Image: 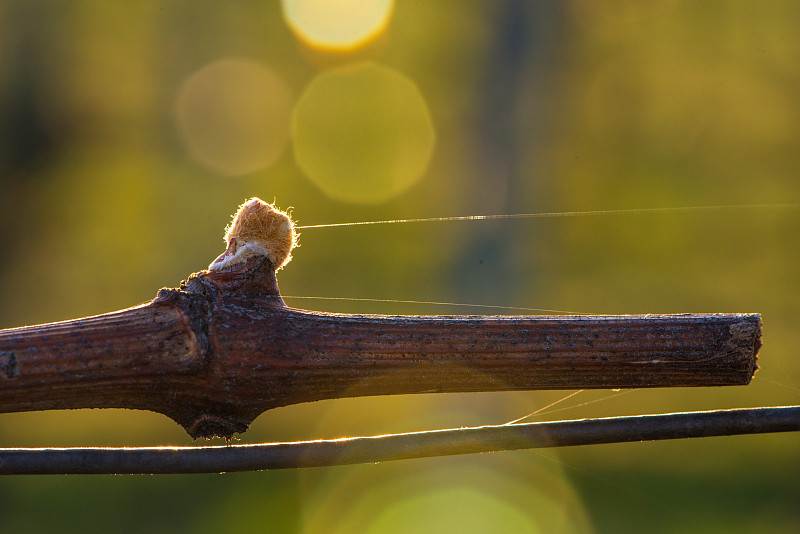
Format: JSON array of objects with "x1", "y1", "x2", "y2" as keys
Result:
[{"x1": 209, "y1": 198, "x2": 298, "y2": 271}]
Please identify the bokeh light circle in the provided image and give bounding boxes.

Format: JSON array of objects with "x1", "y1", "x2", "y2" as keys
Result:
[
  {"x1": 292, "y1": 62, "x2": 435, "y2": 203},
  {"x1": 175, "y1": 59, "x2": 293, "y2": 176},
  {"x1": 282, "y1": 0, "x2": 394, "y2": 51},
  {"x1": 364, "y1": 486, "x2": 541, "y2": 533},
  {"x1": 299, "y1": 460, "x2": 593, "y2": 534}
]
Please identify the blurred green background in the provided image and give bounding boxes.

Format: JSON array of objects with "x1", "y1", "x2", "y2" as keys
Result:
[{"x1": 1, "y1": 1, "x2": 799, "y2": 532}]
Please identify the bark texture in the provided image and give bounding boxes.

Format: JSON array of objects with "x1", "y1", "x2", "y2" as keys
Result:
[{"x1": 0, "y1": 256, "x2": 761, "y2": 439}]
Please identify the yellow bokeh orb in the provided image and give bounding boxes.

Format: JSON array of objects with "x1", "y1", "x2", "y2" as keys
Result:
[
  {"x1": 364, "y1": 487, "x2": 542, "y2": 534},
  {"x1": 292, "y1": 62, "x2": 435, "y2": 203},
  {"x1": 175, "y1": 59, "x2": 293, "y2": 176},
  {"x1": 282, "y1": 0, "x2": 394, "y2": 51}
]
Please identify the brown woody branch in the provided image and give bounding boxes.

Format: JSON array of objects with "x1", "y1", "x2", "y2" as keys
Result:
[{"x1": 0, "y1": 252, "x2": 761, "y2": 439}]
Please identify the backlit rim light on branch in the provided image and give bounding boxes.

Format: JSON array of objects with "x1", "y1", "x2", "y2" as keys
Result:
[{"x1": 282, "y1": 0, "x2": 394, "y2": 51}]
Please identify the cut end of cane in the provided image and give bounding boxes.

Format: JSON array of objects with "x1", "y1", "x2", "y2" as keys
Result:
[{"x1": 209, "y1": 198, "x2": 298, "y2": 272}]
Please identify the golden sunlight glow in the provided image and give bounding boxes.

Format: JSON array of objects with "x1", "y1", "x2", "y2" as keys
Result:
[
  {"x1": 291, "y1": 62, "x2": 435, "y2": 203},
  {"x1": 299, "y1": 460, "x2": 592, "y2": 534},
  {"x1": 282, "y1": 0, "x2": 394, "y2": 51},
  {"x1": 175, "y1": 59, "x2": 293, "y2": 176},
  {"x1": 293, "y1": 389, "x2": 593, "y2": 534},
  {"x1": 364, "y1": 487, "x2": 540, "y2": 534}
]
